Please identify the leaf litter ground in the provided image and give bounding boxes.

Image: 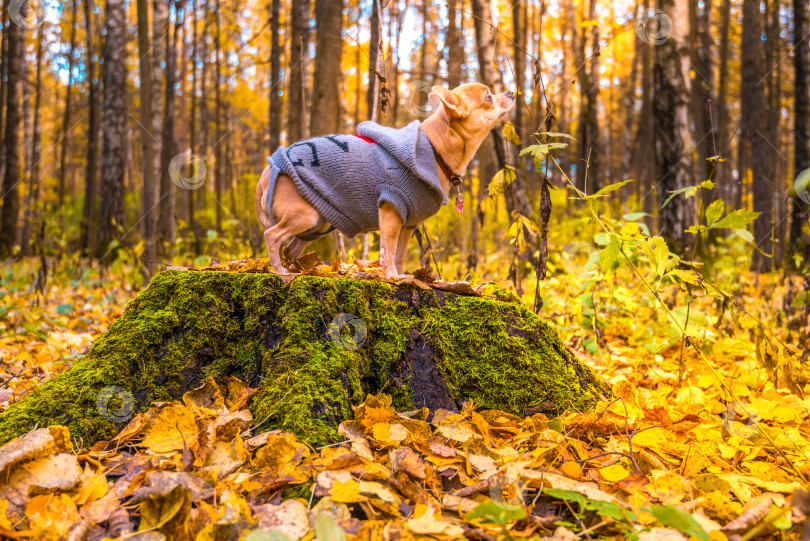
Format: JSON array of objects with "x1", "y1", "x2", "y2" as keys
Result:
[{"x1": 0, "y1": 258, "x2": 809, "y2": 540}]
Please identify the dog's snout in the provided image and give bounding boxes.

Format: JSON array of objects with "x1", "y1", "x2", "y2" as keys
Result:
[{"x1": 506, "y1": 90, "x2": 516, "y2": 98}]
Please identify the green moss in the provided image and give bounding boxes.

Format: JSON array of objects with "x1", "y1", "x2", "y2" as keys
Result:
[
  {"x1": 0, "y1": 270, "x2": 608, "y2": 447},
  {"x1": 249, "y1": 276, "x2": 416, "y2": 445},
  {"x1": 0, "y1": 271, "x2": 286, "y2": 445},
  {"x1": 421, "y1": 296, "x2": 606, "y2": 415}
]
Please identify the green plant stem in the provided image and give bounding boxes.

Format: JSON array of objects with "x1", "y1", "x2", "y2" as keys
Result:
[{"x1": 548, "y1": 154, "x2": 808, "y2": 483}]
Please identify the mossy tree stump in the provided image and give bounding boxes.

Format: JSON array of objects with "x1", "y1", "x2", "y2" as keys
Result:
[{"x1": 0, "y1": 271, "x2": 610, "y2": 446}]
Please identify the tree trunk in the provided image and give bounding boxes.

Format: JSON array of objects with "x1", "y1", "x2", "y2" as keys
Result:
[
  {"x1": 189, "y1": 0, "x2": 201, "y2": 254},
  {"x1": 0, "y1": 11, "x2": 23, "y2": 257},
  {"x1": 19, "y1": 31, "x2": 32, "y2": 252},
  {"x1": 288, "y1": 0, "x2": 310, "y2": 143},
  {"x1": 158, "y1": 0, "x2": 180, "y2": 248},
  {"x1": 716, "y1": 0, "x2": 732, "y2": 201},
  {"x1": 788, "y1": 0, "x2": 810, "y2": 259},
  {"x1": 136, "y1": 0, "x2": 157, "y2": 270},
  {"x1": 367, "y1": 0, "x2": 381, "y2": 122},
  {"x1": 58, "y1": 0, "x2": 79, "y2": 208},
  {"x1": 96, "y1": 0, "x2": 128, "y2": 260},
  {"x1": 742, "y1": 0, "x2": 772, "y2": 269},
  {"x1": 471, "y1": 0, "x2": 533, "y2": 220},
  {"x1": 689, "y1": 0, "x2": 716, "y2": 186},
  {"x1": 0, "y1": 271, "x2": 610, "y2": 447},
  {"x1": 81, "y1": 0, "x2": 101, "y2": 255},
  {"x1": 566, "y1": 0, "x2": 600, "y2": 192},
  {"x1": 419, "y1": 0, "x2": 429, "y2": 82},
  {"x1": 269, "y1": 0, "x2": 282, "y2": 150},
  {"x1": 511, "y1": 1, "x2": 525, "y2": 135},
  {"x1": 215, "y1": 0, "x2": 223, "y2": 231},
  {"x1": 0, "y1": 20, "x2": 7, "y2": 192},
  {"x1": 653, "y1": 0, "x2": 696, "y2": 252},
  {"x1": 446, "y1": 0, "x2": 463, "y2": 88},
  {"x1": 637, "y1": 0, "x2": 656, "y2": 231},
  {"x1": 765, "y1": 0, "x2": 784, "y2": 262},
  {"x1": 310, "y1": 0, "x2": 343, "y2": 136},
  {"x1": 21, "y1": 27, "x2": 44, "y2": 255},
  {"x1": 151, "y1": 0, "x2": 168, "y2": 243}
]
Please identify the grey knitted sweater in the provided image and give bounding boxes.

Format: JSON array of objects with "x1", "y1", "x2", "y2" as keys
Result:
[{"x1": 265, "y1": 120, "x2": 448, "y2": 238}]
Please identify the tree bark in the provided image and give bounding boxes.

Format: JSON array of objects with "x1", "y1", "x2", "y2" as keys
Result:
[
  {"x1": 0, "y1": 271, "x2": 610, "y2": 447},
  {"x1": 188, "y1": 0, "x2": 201, "y2": 253},
  {"x1": 0, "y1": 19, "x2": 7, "y2": 191},
  {"x1": 471, "y1": 0, "x2": 532, "y2": 220},
  {"x1": 96, "y1": 0, "x2": 129, "y2": 260},
  {"x1": 446, "y1": 0, "x2": 463, "y2": 88},
  {"x1": 214, "y1": 0, "x2": 223, "y2": 231},
  {"x1": 367, "y1": 0, "x2": 381, "y2": 122},
  {"x1": 310, "y1": 0, "x2": 343, "y2": 136},
  {"x1": 81, "y1": 0, "x2": 101, "y2": 255},
  {"x1": 19, "y1": 29, "x2": 32, "y2": 252},
  {"x1": 158, "y1": 0, "x2": 180, "y2": 248},
  {"x1": 689, "y1": 0, "x2": 716, "y2": 187},
  {"x1": 151, "y1": 0, "x2": 168, "y2": 243},
  {"x1": 0, "y1": 11, "x2": 23, "y2": 257},
  {"x1": 716, "y1": 0, "x2": 732, "y2": 200},
  {"x1": 653, "y1": 0, "x2": 696, "y2": 252},
  {"x1": 637, "y1": 0, "x2": 656, "y2": 230},
  {"x1": 742, "y1": 0, "x2": 772, "y2": 269},
  {"x1": 288, "y1": 0, "x2": 310, "y2": 143},
  {"x1": 58, "y1": 0, "x2": 79, "y2": 208},
  {"x1": 566, "y1": 0, "x2": 600, "y2": 192},
  {"x1": 788, "y1": 0, "x2": 810, "y2": 259},
  {"x1": 269, "y1": 0, "x2": 282, "y2": 150},
  {"x1": 21, "y1": 27, "x2": 44, "y2": 255},
  {"x1": 512, "y1": 1, "x2": 527, "y2": 136},
  {"x1": 136, "y1": 0, "x2": 157, "y2": 269}
]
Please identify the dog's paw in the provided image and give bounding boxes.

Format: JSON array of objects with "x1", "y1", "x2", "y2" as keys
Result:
[{"x1": 383, "y1": 269, "x2": 405, "y2": 280}]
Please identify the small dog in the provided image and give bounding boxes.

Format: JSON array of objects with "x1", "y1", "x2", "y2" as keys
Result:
[{"x1": 255, "y1": 83, "x2": 516, "y2": 278}]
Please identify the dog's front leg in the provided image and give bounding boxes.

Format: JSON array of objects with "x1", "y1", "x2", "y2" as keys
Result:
[
  {"x1": 378, "y1": 202, "x2": 403, "y2": 279},
  {"x1": 394, "y1": 225, "x2": 416, "y2": 274}
]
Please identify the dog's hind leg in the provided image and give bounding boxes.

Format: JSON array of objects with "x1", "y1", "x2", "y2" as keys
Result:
[{"x1": 283, "y1": 237, "x2": 311, "y2": 262}]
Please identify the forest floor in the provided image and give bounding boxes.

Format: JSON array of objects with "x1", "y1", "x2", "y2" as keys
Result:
[{"x1": 0, "y1": 253, "x2": 809, "y2": 540}]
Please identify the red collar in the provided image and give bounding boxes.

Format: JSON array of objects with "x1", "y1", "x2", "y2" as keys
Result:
[{"x1": 431, "y1": 146, "x2": 464, "y2": 187}]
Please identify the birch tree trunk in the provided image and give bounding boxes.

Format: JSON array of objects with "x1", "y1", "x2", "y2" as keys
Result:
[{"x1": 653, "y1": 0, "x2": 696, "y2": 252}]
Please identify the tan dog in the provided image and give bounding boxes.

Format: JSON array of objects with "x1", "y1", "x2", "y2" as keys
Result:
[{"x1": 254, "y1": 83, "x2": 516, "y2": 278}]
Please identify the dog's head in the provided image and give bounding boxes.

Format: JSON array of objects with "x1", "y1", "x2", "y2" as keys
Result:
[{"x1": 429, "y1": 83, "x2": 516, "y2": 137}]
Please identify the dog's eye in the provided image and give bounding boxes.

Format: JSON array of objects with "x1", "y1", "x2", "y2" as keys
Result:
[{"x1": 485, "y1": 93, "x2": 493, "y2": 102}]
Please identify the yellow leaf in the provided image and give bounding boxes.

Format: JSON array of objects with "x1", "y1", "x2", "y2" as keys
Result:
[
  {"x1": 140, "y1": 402, "x2": 199, "y2": 454},
  {"x1": 406, "y1": 505, "x2": 465, "y2": 537},
  {"x1": 73, "y1": 471, "x2": 109, "y2": 505},
  {"x1": 559, "y1": 461, "x2": 583, "y2": 479},
  {"x1": 26, "y1": 493, "x2": 80, "y2": 536},
  {"x1": 502, "y1": 122, "x2": 522, "y2": 145},
  {"x1": 600, "y1": 463, "x2": 631, "y2": 482},
  {"x1": 372, "y1": 422, "x2": 390, "y2": 442},
  {"x1": 330, "y1": 478, "x2": 363, "y2": 503}
]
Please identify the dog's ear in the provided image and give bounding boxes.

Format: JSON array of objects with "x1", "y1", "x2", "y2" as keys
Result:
[{"x1": 430, "y1": 86, "x2": 469, "y2": 119}]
